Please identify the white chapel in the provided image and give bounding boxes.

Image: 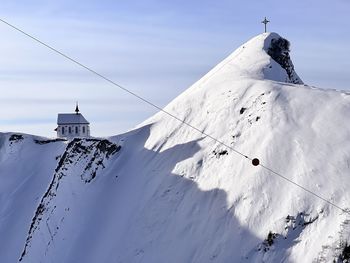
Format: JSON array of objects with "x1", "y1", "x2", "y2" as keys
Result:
[{"x1": 56, "y1": 104, "x2": 90, "y2": 139}]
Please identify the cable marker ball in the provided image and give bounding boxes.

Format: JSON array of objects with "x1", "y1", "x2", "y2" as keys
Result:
[{"x1": 252, "y1": 158, "x2": 260, "y2": 166}]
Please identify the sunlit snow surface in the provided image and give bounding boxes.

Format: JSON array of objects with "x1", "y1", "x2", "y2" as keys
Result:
[{"x1": 1, "y1": 33, "x2": 350, "y2": 263}]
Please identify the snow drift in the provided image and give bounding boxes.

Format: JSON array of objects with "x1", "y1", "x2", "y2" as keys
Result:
[{"x1": 1, "y1": 32, "x2": 350, "y2": 263}]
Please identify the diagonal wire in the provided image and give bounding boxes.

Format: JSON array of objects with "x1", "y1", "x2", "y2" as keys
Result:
[
  {"x1": 260, "y1": 164, "x2": 348, "y2": 213},
  {"x1": 0, "y1": 17, "x2": 348, "y2": 214},
  {"x1": 0, "y1": 18, "x2": 249, "y2": 160}
]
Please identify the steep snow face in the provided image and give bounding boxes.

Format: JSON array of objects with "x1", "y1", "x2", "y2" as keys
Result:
[
  {"x1": 0, "y1": 134, "x2": 66, "y2": 262},
  {"x1": 137, "y1": 63, "x2": 350, "y2": 262},
  {"x1": 18, "y1": 138, "x2": 121, "y2": 262},
  {"x1": 1, "y1": 33, "x2": 350, "y2": 263}
]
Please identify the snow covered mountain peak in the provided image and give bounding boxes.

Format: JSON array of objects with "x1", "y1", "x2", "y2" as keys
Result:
[
  {"x1": 207, "y1": 32, "x2": 303, "y2": 85},
  {"x1": 2, "y1": 32, "x2": 350, "y2": 263}
]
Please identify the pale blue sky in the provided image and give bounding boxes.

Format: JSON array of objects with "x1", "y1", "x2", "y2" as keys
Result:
[{"x1": 0, "y1": 0, "x2": 349, "y2": 137}]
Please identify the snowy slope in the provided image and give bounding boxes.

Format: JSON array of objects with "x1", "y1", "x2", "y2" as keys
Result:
[
  {"x1": 0, "y1": 134, "x2": 66, "y2": 261},
  {"x1": 1, "y1": 32, "x2": 350, "y2": 263}
]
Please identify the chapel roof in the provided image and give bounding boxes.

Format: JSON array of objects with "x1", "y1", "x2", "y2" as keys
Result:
[{"x1": 57, "y1": 113, "x2": 90, "y2": 125}]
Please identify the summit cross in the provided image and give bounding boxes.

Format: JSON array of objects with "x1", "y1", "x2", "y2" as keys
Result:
[{"x1": 261, "y1": 17, "x2": 270, "y2": 33}]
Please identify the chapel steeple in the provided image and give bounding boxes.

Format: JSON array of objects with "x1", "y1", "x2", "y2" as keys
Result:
[{"x1": 75, "y1": 102, "x2": 80, "y2": 114}]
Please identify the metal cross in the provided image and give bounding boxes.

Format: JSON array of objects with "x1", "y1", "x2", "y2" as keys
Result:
[{"x1": 261, "y1": 17, "x2": 270, "y2": 33}]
